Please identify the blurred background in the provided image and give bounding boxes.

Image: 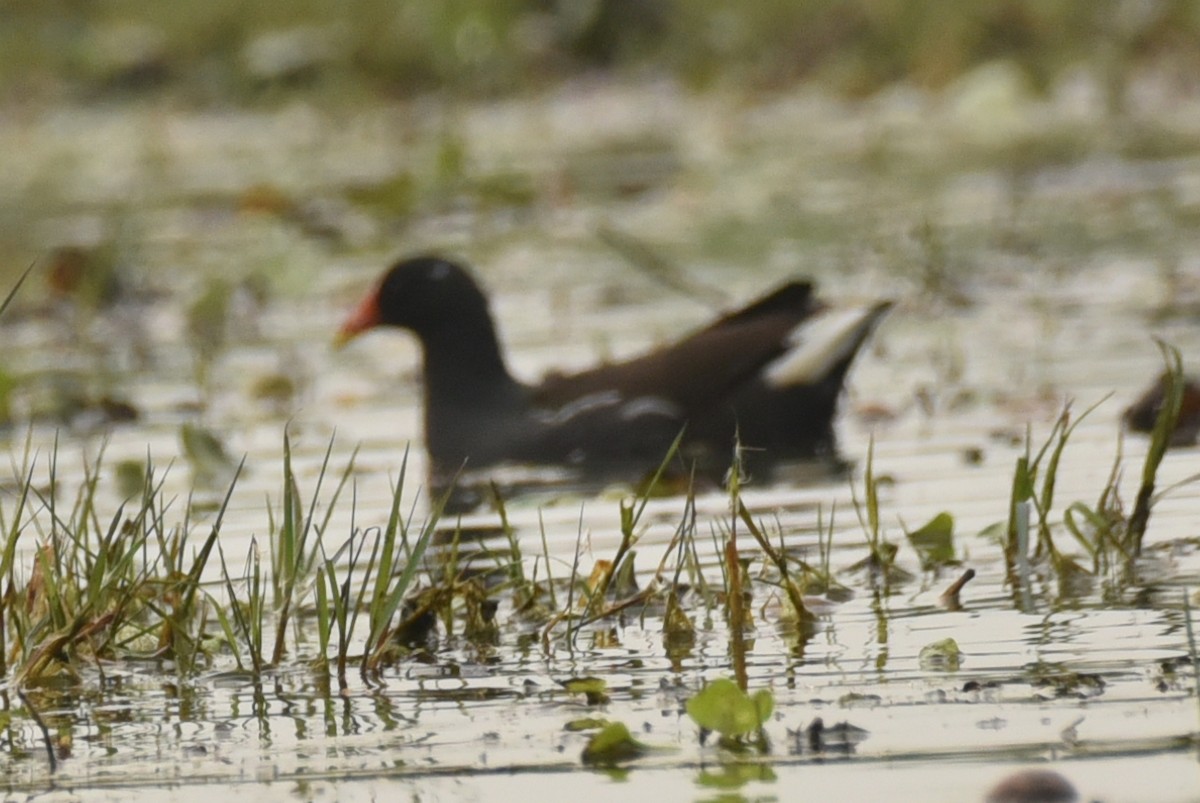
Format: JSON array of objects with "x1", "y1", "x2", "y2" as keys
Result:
[
  {"x1": 5, "y1": 0, "x2": 1200, "y2": 278},
  {"x1": 2, "y1": 1, "x2": 1198, "y2": 102}
]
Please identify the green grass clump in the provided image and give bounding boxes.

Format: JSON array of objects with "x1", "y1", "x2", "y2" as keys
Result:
[
  {"x1": 1004, "y1": 343, "x2": 1191, "y2": 595},
  {"x1": 0, "y1": 441, "x2": 235, "y2": 683},
  {"x1": 0, "y1": 427, "x2": 463, "y2": 691}
]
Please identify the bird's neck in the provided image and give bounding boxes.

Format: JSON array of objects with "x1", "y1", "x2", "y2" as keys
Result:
[{"x1": 419, "y1": 315, "x2": 522, "y2": 405}]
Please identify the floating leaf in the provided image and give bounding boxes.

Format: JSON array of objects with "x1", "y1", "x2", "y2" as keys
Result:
[
  {"x1": 905, "y1": 511, "x2": 956, "y2": 569},
  {"x1": 685, "y1": 678, "x2": 774, "y2": 739},
  {"x1": 564, "y1": 717, "x2": 609, "y2": 732},
  {"x1": 918, "y1": 637, "x2": 963, "y2": 671},
  {"x1": 561, "y1": 676, "x2": 610, "y2": 706},
  {"x1": 580, "y1": 721, "x2": 646, "y2": 766}
]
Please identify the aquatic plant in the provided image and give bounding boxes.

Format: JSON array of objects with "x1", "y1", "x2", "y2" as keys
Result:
[
  {"x1": 917, "y1": 637, "x2": 963, "y2": 671},
  {"x1": 686, "y1": 677, "x2": 774, "y2": 751},
  {"x1": 0, "y1": 438, "x2": 239, "y2": 683},
  {"x1": 582, "y1": 430, "x2": 684, "y2": 617},
  {"x1": 723, "y1": 450, "x2": 751, "y2": 691},
  {"x1": 1125, "y1": 342, "x2": 1186, "y2": 555},
  {"x1": 580, "y1": 720, "x2": 647, "y2": 766},
  {"x1": 735, "y1": 501, "x2": 815, "y2": 630},
  {"x1": 1003, "y1": 343, "x2": 1191, "y2": 594},
  {"x1": 904, "y1": 511, "x2": 957, "y2": 572},
  {"x1": 269, "y1": 431, "x2": 356, "y2": 665},
  {"x1": 535, "y1": 434, "x2": 687, "y2": 652},
  {"x1": 313, "y1": 484, "x2": 373, "y2": 686},
  {"x1": 848, "y1": 438, "x2": 913, "y2": 588},
  {"x1": 361, "y1": 456, "x2": 450, "y2": 673},
  {"x1": 214, "y1": 532, "x2": 267, "y2": 674},
  {"x1": 0, "y1": 429, "x2": 477, "y2": 689}
]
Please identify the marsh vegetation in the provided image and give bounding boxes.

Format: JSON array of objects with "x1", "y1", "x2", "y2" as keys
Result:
[{"x1": 3, "y1": 3, "x2": 1200, "y2": 801}]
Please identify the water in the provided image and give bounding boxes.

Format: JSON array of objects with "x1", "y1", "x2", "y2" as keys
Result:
[{"x1": 2, "y1": 76, "x2": 1200, "y2": 801}]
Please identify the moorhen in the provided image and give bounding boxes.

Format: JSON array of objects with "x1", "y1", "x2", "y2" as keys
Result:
[{"x1": 338, "y1": 255, "x2": 890, "y2": 487}]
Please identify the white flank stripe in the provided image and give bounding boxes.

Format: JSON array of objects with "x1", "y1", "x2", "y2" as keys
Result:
[
  {"x1": 538, "y1": 390, "x2": 621, "y2": 424},
  {"x1": 620, "y1": 396, "x2": 682, "y2": 421}
]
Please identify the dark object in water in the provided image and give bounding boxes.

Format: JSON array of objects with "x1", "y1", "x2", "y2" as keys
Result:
[
  {"x1": 338, "y1": 255, "x2": 890, "y2": 487},
  {"x1": 1123, "y1": 372, "x2": 1200, "y2": 446},
  {"x1": 985, "y1": 768, "x2": 1078, "y2": 803},
  {"x1": 793, "y1": 716, "x2": 870, "y2": 755}
]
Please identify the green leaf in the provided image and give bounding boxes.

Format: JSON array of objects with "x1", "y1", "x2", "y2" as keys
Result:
[
  {"x1": 562, "y1": 676, "x2": 610, "y2": 705},
  {"x1": 918, "y1": 637, "x2": 963, "y2": 671},
  {"x1": 905, "y1": 512, "x2": 956, "y2": 569},
  {"x1": 685, "y1": 678, "x2": 774, "y2": 738},
  {"x1": 561, "y1": 676, "x2": 608, "y2": 695},
  {"x1": 751, "y1": 689, "x2": 774, "y2": 723},
  {"x1": 563, "y1": 717, "x2": 610, "y2": 732},
  {"x1": 580, "y1": 721, "x2": 647, "y2": 766}
]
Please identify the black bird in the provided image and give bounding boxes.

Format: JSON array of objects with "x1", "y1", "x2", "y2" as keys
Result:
[{"x1": 338, "y1": 255, "x2": 889, "y2": 488}]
